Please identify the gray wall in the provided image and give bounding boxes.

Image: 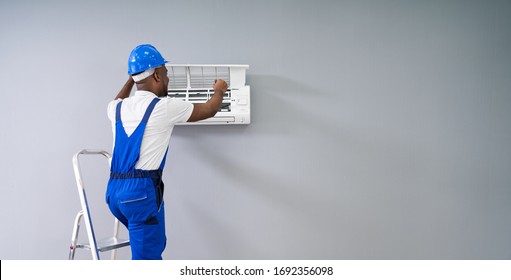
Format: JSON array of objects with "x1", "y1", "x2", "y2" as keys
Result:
[{"x1": 0, "y1": 0, "x2": 510, "y2": 259}]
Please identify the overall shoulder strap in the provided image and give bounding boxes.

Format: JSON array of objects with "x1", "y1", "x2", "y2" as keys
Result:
[
  {"x1": 159, "y1": 147, "x2": 169, "y2": 170},
  {"x1": 141, "y1": 98, "x2": 161, "y2": 123},
  {"x1": 115, "y1": 101, "x2": 123, "y2": 122}
]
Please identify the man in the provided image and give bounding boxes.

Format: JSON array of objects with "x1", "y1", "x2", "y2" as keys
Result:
[{"x1": 106, "y1": 44, "x2": 227, "y2": 259}]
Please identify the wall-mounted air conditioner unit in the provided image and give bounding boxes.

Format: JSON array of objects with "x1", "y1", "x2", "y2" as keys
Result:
[{"x1": 166, "y1": 64, "x2": 250, "y2": 125}]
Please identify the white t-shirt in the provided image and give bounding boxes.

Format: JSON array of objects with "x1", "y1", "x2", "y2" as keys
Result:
[{"x1": 107, "y1": 90, "x2": 193, "y2": 170}]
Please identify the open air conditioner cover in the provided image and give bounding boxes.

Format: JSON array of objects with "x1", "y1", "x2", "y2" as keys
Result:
[{"x1": 166, "y1": 64, "x2": 250, "y2": 125}]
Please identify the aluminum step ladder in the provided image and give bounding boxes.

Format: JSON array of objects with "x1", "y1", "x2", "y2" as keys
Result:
[{"x1": 68, "y1": 149, "x2": 130, "y2": 260}]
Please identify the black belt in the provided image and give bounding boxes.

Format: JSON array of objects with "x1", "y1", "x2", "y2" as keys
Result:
[{"x1": 110, "y1": 169, "x2": 162, "y2": 179}]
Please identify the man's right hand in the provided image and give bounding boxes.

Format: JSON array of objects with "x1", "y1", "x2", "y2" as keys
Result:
[{"x1": 213, "y1": 79, "x2": 228, "y2": 94}]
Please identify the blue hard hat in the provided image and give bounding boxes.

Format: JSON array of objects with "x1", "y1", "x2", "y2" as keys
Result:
[{"x1": 127, "y1": 44, "x2": 167, "y2": 75}]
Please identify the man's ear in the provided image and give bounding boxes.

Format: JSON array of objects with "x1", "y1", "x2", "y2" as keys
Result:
[{"x1": 153, "y1": 69, "x2": 161, "y2": 82}]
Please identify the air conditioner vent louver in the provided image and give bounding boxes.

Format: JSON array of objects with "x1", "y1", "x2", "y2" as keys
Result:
[
  {"x1": 190, "y1": 66, "x2": 230, "y2": 89},
  {"x1": 167, "y1": 64, "x2": 250, "y2": 125},
  {"x1": 168, "y1": 66, "x2": 187, "y2": 89}
]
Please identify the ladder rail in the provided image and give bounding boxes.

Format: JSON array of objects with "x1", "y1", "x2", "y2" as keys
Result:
[
  {"x1": 68, "y1": 211, "x2": 83, "y2": 260},
  {"x1": 110, "y1": 218, "x2": 122, "y2": 259}
]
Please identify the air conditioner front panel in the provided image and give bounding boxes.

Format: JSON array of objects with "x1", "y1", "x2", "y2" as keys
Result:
[{"x1": 166, "y1": 64, "x2": 250, "y2": 125}]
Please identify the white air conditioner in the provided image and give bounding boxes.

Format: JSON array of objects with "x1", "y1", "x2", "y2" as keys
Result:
[{"x1": 166, "y1": 64, "x2": 250, "y2": 125}]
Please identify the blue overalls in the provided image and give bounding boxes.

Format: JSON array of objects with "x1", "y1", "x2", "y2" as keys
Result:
[{"x1": 106, "y1": 98, "x2": 167, "y2": 260}]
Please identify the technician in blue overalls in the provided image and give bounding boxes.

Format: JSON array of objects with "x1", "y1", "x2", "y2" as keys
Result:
[{"x1": 106, "y1": 44, "x2": 227, "y2": 259}]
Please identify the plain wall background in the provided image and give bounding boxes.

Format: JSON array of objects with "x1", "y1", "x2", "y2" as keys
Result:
[{"x1": 0, "y1": 0, "x2": 510, "y2": 259}]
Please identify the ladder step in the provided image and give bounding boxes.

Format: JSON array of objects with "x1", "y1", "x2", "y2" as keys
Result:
[{"x1": 75, "y1": 237, "x2": 130, "y2": 252}]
